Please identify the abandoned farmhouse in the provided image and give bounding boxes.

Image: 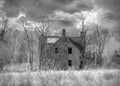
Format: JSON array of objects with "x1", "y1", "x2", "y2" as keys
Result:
[{"x1": 45, "y1": 29, "x2": 85, "y2": 69}]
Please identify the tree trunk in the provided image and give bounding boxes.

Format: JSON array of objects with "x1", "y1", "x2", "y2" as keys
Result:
[
  {"x1": 38, "y1": 33, "x2": 46, "y2": 70},
  {"x1": 30, "y1": 41, "x2": 33, "y2": 71}
]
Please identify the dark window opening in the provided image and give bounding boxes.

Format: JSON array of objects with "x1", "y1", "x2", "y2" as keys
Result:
[
  {"x1": 68, "y1": 47, "x2": 72, "y2": 54},
  {"x1": 68, "y1": 60, "x2": 72, "y2": 66},
  {"x1": 55, "y1": 48, "x2": 58, "y2": 53}
]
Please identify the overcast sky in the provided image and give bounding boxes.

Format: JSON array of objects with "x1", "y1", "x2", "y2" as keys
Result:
[{"x1": 0, "y1": 0, "x2": 120, "y2": 34}]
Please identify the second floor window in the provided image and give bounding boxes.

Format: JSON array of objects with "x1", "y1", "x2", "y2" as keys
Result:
[
  {"x1": 68, "y1": 47, "x2": 72, "y2": 54},
  {"x1": 55, "y1": 48, "x2": 58, "y2": 53}
]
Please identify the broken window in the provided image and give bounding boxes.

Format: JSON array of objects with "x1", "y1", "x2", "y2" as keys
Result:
[
  {"x1": 55, "y1": 48, "x2": 58, "y2": 53},
  {"x1": 68, "y1": 47, "x2": 72, "y2": 54},
  {"x1": 68, "y1": 60, "x2": 72, "y2": 66}
]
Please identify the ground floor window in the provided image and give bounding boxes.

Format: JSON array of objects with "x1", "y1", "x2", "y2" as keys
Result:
[{"x1": 68, "y1": 60, "x2": 72, "y2": 66}]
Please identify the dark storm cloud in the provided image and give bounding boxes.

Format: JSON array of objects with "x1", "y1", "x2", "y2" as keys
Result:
[
  {"x1": 53, "y1": 0, "x2": 73, "y2": 5},
  {"x1": 64, "y1": 0, "x2": 94, "y2": 13},
  {"x1": 3, "y1": 0, "x2": 94, "y2": 20},
  {"x1": 3, "y1": 0, "x2": 19, "y2": 17},
  {"x1": 3, "y1": 0, "x2": 74, "y2": 19},
  {"x1": 57, "y1": 19, "x2": 76, "y2": 27}
]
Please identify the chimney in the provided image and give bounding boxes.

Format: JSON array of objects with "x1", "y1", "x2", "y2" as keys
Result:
[
  {"x1": 80, "y1": 31, "x2": 84, "y2": 38},
  {"x1": 62, "y1": 29, "x2": 66, "y2": 36}
]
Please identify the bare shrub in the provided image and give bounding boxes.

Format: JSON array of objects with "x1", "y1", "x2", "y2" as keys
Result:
[
  {"x1": 103, "y1": 72, "x2": 114, "y2": 80},
  {"x1": 3, "y1": 63, "x2": 30, "y2": 72},
  {"x1": 0, "y1": 73, "x2": 13, "y2": 86},
  {"x1": 0, "y1": 70, "x2": 120, "y2": 86},
  {"x1": 39, "y1": 58, "x2": 62, "y2": 70},
  {"x1": 18, "y1": 78, "x2": 32, "y2": 86}
]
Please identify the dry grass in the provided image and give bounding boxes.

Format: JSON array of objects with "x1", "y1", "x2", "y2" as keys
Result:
[{"x1": 0, "y1": 69, "x2": 120, "y2": 86}]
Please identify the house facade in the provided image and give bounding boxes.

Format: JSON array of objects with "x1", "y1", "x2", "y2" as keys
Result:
[{"x1": 46, "y1": 29, "x2": 83, "y2": 69}]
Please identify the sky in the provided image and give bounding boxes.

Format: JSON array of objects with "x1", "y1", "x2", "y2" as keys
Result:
[{"x1": 0, "y1": 0, "x2": 120, "y2": 33}]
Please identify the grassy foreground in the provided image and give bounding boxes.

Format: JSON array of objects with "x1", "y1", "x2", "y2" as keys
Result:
[{"x1": 0, "y1": 69, "x2": 120, "y2": 86}]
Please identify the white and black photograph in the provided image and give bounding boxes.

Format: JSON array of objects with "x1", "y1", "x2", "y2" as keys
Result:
[{"x1": 0, "y1": 0, "x2": 120, "y2": 86}]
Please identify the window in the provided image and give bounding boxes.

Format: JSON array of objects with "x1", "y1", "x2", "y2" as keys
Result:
[
  {"x1": 68, "y1": 47, "x2": 72, "y2": 54},
  {"x1": 68, "y1": 60, "x2": 72, "y2": 66},
  {"x1": 55, "y1": 48, "x2": 58, "y2": 53}
]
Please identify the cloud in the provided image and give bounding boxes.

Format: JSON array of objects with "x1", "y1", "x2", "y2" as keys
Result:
[
  {"x1": 64, "y1": 0, "x2": 94, "y2": 13},
  {"x1": 58, "y1": 20, "x2": 75, "y2": 27},
  {"x1": 95, "y1": 0, "x2": 120, "y2": 32},
  {"x1": 54, "y1": 11, "x2": 79, "y2": 27},
  {"x1": 2, "y1": 0, "x2": 94, "y2": 20},
  {"x1": 3, "y1": 0, "x2": 73, "y2": 19},
  {"x1": 3, "y1": 0, "x2": 19, "y2": 17},
  {"x1": 55, "y1": 0, "x2": 120, "y2": 31}
]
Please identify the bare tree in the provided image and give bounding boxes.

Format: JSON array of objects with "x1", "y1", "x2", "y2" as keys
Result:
[
  {"x1": 78, "y1": 15, "x2": 109, "y2": 68},
  {"x1": 0, "y1": 16, "x2": 15, "y2": 69},
  {"x1": 0, "y1": 17, "x2": 9, "y2": 42},
  {"x1": 35, "y1": 16, "x2": 52, "y2": 70},
  {"x1": 92, "y1": 25, "x2": 109, "y2": 66},
  {"x1": 79, "y1": 17, "x2": 90, "y2": 69},
  {"x1": 11, "y1": 29, "x2": 21, "y2": 64},
  {"x1": 20, "y1": 18, "x2": 34, "y2": 70}
]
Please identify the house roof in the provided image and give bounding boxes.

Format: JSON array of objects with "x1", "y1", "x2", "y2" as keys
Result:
[
  {"x1": 68, "y1": 37, "x2": 83, "y2": 51},
  {"x1": 70, "y1": 37, "x2": 82, "y2": 43},
  {"x1": 47, "y1": 35, "x2": 83, "y2": 51}
]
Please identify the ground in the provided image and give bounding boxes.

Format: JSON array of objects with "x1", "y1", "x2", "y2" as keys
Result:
[{"x1": 0, "y1": 69, "x2": 120, "y2": 86}]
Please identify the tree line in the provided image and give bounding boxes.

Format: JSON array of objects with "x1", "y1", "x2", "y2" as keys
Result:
[{"x1": 0, "y1": 15, "x2": 119, "y2": 71}]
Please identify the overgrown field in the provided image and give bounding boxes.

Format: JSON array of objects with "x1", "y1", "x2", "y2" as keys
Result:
[{"x1": 0, "y1": 69, "x2": 120, "y2": 86}]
